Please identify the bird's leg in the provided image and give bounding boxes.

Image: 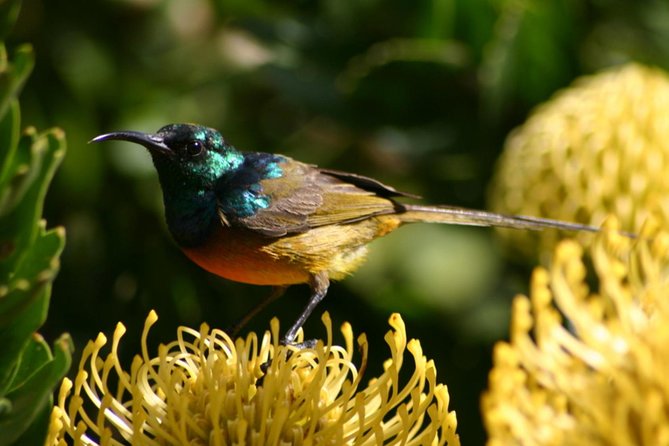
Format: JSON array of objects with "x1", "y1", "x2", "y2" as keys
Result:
[
  {"x1": 227, "y1": 286, "x2": 288, "y2": 338},
  {"x1": 282, "y1": 272, "x2": 330, "y2": 348}
]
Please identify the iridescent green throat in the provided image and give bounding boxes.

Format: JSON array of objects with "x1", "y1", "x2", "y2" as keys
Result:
[
  {"x1": 151, "y1": 148, "x2": 286, "y2": 247},
  {"x1": 152, "y1": 148, "x2": 245, "y2": 247}
]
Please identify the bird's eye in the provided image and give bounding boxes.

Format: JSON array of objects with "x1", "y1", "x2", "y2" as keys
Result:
[{"x1": 185, "y1": 141, "x2": 203, "y2": 157}]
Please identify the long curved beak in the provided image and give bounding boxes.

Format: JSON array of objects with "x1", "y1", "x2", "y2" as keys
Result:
[{"x1": 89, "y1": 131, "x2": 172, "y2": 156}]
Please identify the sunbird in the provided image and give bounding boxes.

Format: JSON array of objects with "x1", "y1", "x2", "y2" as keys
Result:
[{"x1": 93, "y1": 123, "x2": 600, "y2": 345}]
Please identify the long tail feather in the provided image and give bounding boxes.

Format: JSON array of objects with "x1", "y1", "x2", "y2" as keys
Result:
[{"x1": 399, "y1": 204, "x2": 602, "y2": 233}]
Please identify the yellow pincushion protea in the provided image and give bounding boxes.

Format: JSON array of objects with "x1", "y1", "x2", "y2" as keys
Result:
[
  {"x1": 489, "y1": 63, "x2": 669, "y2": 260},
  {"x1": 482, "y1": 219, "x2": 669, "y2": 445},
  {"x1": 46, "y1": 312, "x2": 460, "y2": 446}
]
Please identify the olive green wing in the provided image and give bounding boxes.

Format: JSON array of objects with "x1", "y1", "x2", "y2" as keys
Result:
[{"x1": 235, "y1": 159, "x2": 406, "y2": 236}]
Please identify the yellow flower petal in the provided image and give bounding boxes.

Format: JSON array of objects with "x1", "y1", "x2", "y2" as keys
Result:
[
  {"x1": 489, "y1": 63, "x2": 669, "y2": 260},
  {"x1": 483, "y1": 220, "x2": 669, "y2": 445},
  {"x1": 47, "y1": 312, "x2": 460, "y2": 446}
]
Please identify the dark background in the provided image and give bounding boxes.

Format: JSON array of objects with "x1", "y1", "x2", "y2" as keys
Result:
[{"x1": 12, "y1": 0, "x2": 669, "y2": 442}]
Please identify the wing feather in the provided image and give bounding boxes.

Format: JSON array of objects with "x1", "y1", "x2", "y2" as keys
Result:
[{"x1": 232, "y1": 158, "x2": 402, "y2": 236}]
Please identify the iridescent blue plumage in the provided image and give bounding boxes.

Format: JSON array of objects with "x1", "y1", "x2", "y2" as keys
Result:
[{"x1": 216, "y1": 152, "x2": 285, "y2": 219}]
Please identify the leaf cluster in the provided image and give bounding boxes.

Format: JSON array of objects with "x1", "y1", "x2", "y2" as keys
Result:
[{"x1": 0, "y1": 1, "x2": 70, "y2": 443}]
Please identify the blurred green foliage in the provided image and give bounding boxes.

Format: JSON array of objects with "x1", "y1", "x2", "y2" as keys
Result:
[
  {"x1": 11, "y1": 0, "x2": 669, "y2": 442},
  {"x1": 0, "y1": 0, "x2": 72, "y2": 442}
]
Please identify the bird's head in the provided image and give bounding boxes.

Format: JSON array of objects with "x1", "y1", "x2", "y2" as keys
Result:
[{"x1": 91, "y1": 123, "x2": 244, "y2": 190}]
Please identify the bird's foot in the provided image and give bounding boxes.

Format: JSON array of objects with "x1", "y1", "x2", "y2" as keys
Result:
[
  {"x1": 280, "y1": 337, "x2": 318, "y2": 350},
  {"x1": 277, "y1": 272, "x2": 329, "y2": 351},
  {"x1": 258, "y1": 338, "x2": 317, "y2": 378}
]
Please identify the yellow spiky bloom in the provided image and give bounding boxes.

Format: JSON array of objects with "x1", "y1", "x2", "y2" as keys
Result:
[
  {"x1": 482, "y1": 219, "x2": 669, "y2": 445},
  {"x1": 489, "y1": 63, "x2": 669, "y2": 260},
  {"x1": 46, "y1": 312, "x2": 460, "y2": 446}
]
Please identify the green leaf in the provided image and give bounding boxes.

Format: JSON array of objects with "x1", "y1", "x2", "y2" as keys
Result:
[
  {"x1": 0, "y1": 227, "x2": 64, "y2": 396},
  {"x1": 7, "y1": 331, "x2": 51, "y2": 393},
  {"x1": 9, "y1": 401, "x2": 51, "y2": 446},
  {"x1": 0, "y1": 135, "x2": 66, "y2": 390},
  {"x1": 0, "y1": 3, "x2": 69, "y2": 443},
  {"x1": 0, "y1": 398, "x2": 10, "y2": 416},
  {"x1": 0, "y1": 129, "x2": 39, "y2": 222},
  {"x1": 0, "y1": 288, "x2": 48, "y2": 397},
  {"x1": 0, "y1": 126, "x2": 67, "y2": 443},
  {"x1": 0, "y1": 0, "x2": 22, "y2": 41},
  {"x1": 0, "y1": 334, "x2": 73, "y2": 446},
  {"x1": 0, "y1": 130, "x2": 65, "y2": 280},
  {"x1": 0, "y1": 225, "x2": 64, "y2": 323},
  {"x1": 5, "y1": 224, "x2": 65, "y2": 303},
  {"x1": 0, "y1": 44, "x2": 33, "y2": 121},
  {"x1": 479, "y1": 0, "x2": 580, "y2": 118},
  {"x1": 0, "y1": 99, "x2": 21, "y2": 197}
]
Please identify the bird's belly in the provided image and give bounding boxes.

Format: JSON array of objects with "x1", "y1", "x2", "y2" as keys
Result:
[
  {"x1": 181, "y1": 216, "x2": 403, "y2": 286},
  {"x1": 181, "y1": 228, "x2": 311, "y2": 286}
]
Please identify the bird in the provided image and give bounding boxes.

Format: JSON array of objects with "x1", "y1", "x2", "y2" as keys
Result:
[{"x1": 92, "y1": 123, "x2": 602, "y2": 346}]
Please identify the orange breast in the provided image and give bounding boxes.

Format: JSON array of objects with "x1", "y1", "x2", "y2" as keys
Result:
[{"x1": 181, "y1": 226, "x2": 311, "y2": 286}]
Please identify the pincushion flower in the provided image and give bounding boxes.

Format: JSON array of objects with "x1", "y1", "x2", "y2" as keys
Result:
[
  {"x1": 46, "y1": 312, "x2": 460, "y2": 446},
  {"x1": 482, "y1": 220, "x2": 669, "y2": 445},
  {"x1": 489, "y1": 63, "x2": 669, "y2": 260}
]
